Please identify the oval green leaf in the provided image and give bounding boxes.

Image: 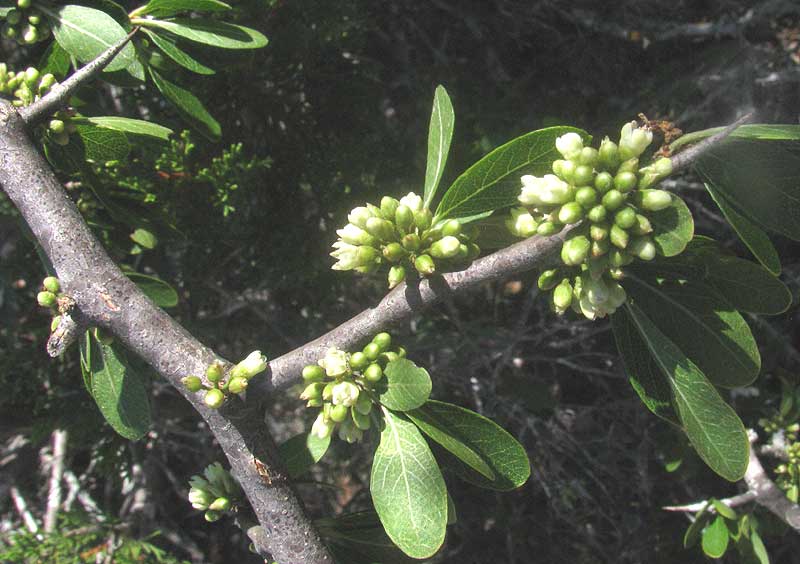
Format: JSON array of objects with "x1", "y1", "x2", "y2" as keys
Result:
[
  {"x1": 650, "y1": 193, "x2": 694, "y2": 257},
  {"x1": 711, "y1": 498, "x2": 737, "y2": 521},
  {"x1": 423, "y1": 85, "x2": 454, "y2": 208},
  {"x1": 626, "y1": 303, "x2": 750, "y2": 482},
  {"x1": 89, "y1": 337, "x2": 152, "y2": 440},
  {"x1": 684, "y1": 502, "x2": 710, "y2": 548},
  {"x1": 77, "y1": 116, "x2": 174, "y2": 141},
  {"x1": 138, "y1": 0, "x2": 232, "y2": 17},
  {"x1": 670, "y1": 124, "x2": 800, "y2": 152},
  {"x1": 138, "y1": 18, "x2": 268, "y2": 50},
  {"x1": 143, "y1": 29, "x2": 216, "y2": 75},
  {"x1": 41, "y1": 5, "x2": 136, "y2": 72},
  {"x1": 370, "y1": 408, "x2": 447, "y2": 559},
  {"x1": 74, "y1": 124, "x2": 131, "y2": 162},
  {"x1": 126, "y1": 272, "x2": 179, "y2": 308},
  {"x1": 702, "y1": 515, "x2": 730, "y2": 558},
  {"x1": 407, "y1": 400, "x2": 530, "y2": 491},
  {"x1": 278, "y1": 431, "x2": 331, "y2": 478},
  {"x1": 149, "y1": 68, "x2": 221, "y2": 140},
  {"x1": 624, "y1": 276, "x2": 760, "y2": 388},
  {"x1": 704, "y1": 255, "x2": 792, "y2": 315},
  {"x1": 378, "y1": 359, "x2": 432, "y2": 412},
  {"x1": 435, "y1": 126, "x2": 587, "y2": 220}
]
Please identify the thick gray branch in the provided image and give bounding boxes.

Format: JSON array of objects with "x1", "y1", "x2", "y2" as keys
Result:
[{"x1": 0, "y1": 101, "x2": 333, "y2": 564}]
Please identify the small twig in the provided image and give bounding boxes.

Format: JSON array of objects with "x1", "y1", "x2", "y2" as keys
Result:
[
  {"x1": 44, "y1": 429, "x2": 68, "y2": 533},
  {"x1": 19, "y1": 29, "x2": 138, "y2": 125},
  {"x1": 63, "y1": 471, "x2": 104, "y2": 520},
  {"x1": 745, "y1": 430, "x2": 800, "y2": 532},
  {"x1": 670, "y1": 113, "x2": 752, "y2": 173},
  {"x1": 10, "y1": 486, "x2": 38, "y2": 534},
  {"x1": 663, "y1": 491, "x2": 757, "y2": 513}
]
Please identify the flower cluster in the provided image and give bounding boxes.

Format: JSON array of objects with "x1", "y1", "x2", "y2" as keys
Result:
[
  {"x1": 761, "y1": 409, "x2": 800, "y2": 502},
  {"x1": 188, "y1": 462, "x2": 241, "y2": 522},
  {"x1": 0, "y1": 64, "x2": 57, "y2": 107},
  {"x1": 1, "y1": 0, "x2": 51, "y2": 45},
  {"x1": 331, "y1": 192, "x2": 480, "y2": 288},
  {"x1": 36, "y1": 276, "x2": 66, "y2": 331},
  {"x1": 182, "y1": 351, "x2": 268, "y2": 409},
  {"x1": 506, "y1": 123, "x2": 675, "y2": 319},
  {"x1": 300, "y1": 333, "x2": 403, "y2": 444}
]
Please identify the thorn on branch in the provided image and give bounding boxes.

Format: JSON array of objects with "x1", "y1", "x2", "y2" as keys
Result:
[{"x1": 19, "y1": 28, "x2": 139, "y2": 126}]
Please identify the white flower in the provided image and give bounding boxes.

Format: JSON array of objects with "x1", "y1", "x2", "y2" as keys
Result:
[
  {"x1": 232, "y1": 351, "x2": 268, "y2": 380},
  {"x1": 505, "y1": 207, "x2": 538, "y2": 237},
  {"x1": 575, "y1": 275, "x2": 627, "y2": 320},
  {"x1": 555, "y1": 132, "x2": 584, "y2": 160},
  {"x1": 618, "y1": 121, "x2": 653, "y2": 159},
  {"x1": 519, "y1": 174, "x2": 572, "y2": 206},
  {"x1": 330, "y1": 243, "x2": 377, "y2": 271},
  {"x1": 399, "y1": 192, "x2": 423, "y2": 212},
  {"x1": 331, "y1": 381, "x2": 360, "y2": 407},
  {"x1": 318, "y1": 347, "x2": 349, "y2": 378},
  {"x1": 347, "y1": 206, "x2": 373, "y2": 229},
  {"x1": 336, "y1": 223, "x2": 376, "y2": 246},
  {"x1": 311, "y1": 412, "x2": 334, "y2": 439}
]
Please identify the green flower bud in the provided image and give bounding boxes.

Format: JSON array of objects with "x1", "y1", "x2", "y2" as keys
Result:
[
  {"x1": 552, "y1": 280, "x2": 573, "y2": 314},
  {"x1": 578, "y1": 147, "x2": 599, "y2": 167},
  {"x1": 50, "y1": 315, "x2": 61, "y2": 332},
  {"x1": 21, "y1": 24, "x2": 37, "y2": 44},
  {"x1": 23, "y1": 67, "x2": 39, "y2": 86},
  {"x1": 351, "y1": 407, "x2": 371, "y2": 430},
  {"x1": 629, "y1": 236, "x2": 656, "y2": 261},
  {"x1": 380, "y1": 196, "x2": 399, "y2": 219},
  {"x1": 182, "y1": 376, "x2": 203, "y2": 392},
  {"x1": 382, "y1": 242, "x2": 405, "y2": 262},
  {"x1": 37, "y1": 290, "x2": 56, "y2": 307},
  {"x1": 591, "y1": 238, "x2": 610, "y2": 257},
  {"x1": 552, "y1": 159, "x2": 567, "y2": 177},
  {"x1": 561, "y1": 235, "x2": 590, "y2": 266},
  {"x1": 558, "y1": 201, "x2": 584, "y2": 224},
  {"x1": 349, "y1": 352, "x2": 369, "y2": 371},
  {"x1": 537, "y1": 269, "x2": 560, "y2": 291},
  {"x1": 558, "y1": 160, "x2": 576, "y2": 183},
  {"x1": 27, "y1": 14, "x2": 41, "y2": 26},
  {"x1": 228, "y1": 377, "x2": 248, "y2": 394},
  {"x1": 586, "y1": 204, "x2": 607, "y2": 223},
  {"x1": 614, "y1": 206, "x2": 637, "y2": 229},
  {"x1": 414, "y1": 208, "x2": 433, "y2": 231},
  {"x1": 589, "y1": 223, "x2": 609, "y2": 241},
  {"x1": 364, "y1": 363, "x2": 383, "y2": 383},
  {"x1": 594, "y1": 171, "x2": 614, "y2": 193},
  {"x1": 338, "y1": 419, "x2": 363, "y2": 444},
  {"x1": 637, "y1": 189, "x2": 672, "y2": 212},
  {"x1": 365, "y1": 217, "x2": 395, "y2": 242},
  {"x1": 609, "y1": 249, "x2": 634, "y2": 267},
  {"x1": 430, "y1": 235, "x2": 461, "y2": 259},
  {"x1": 536, "y1": 221, "x2": 560, "y2": 236},
  {"x1": 311, "y1": 412, "x2": 334, "y2": 439},
  {"x1": 48, "y1": 119, "x2": 66, "y2": 134},
  {"x1": 209, "y1": 497, "x2": 231, "y2": 512},
  {"x1": 337, "y1": 223, "x2": 376, "y2": 246},
  {"x1": 204, "y1": 510, "x2": 222, "y2": 522},
  {"x1": 630, "y1": 214, "x2": 653, "y2": 236},
  {"x1": 355, "y1": 393, "x2": 373, "y2": 415},
  {"x1": 388, "y1": 265, "x2": 406, "y2": 289},
  {"x1": 206, "y1": 361, "x2": 224, "y2": 383},
  {"x1": 575, "y1": 186, "x2": 598, "y2": 207},
  {"x1": 300, "y1": 382, "x2": 325, "y2": 401},
  {"x1": 372, "y1": 332, "x2": 392, "y2": 350},
  {"x1": 441, "y1": 219, "x2": 462, "y2": 237},
  {"x1": 2, "y1": 24, "x2": 18, "y2": 39},
  {"x1": 302, "y1": 364, "x2": 326, "y2": 383},
  {"x1": 506, "y1": 207, "x2": 538, "y2": 238},
  {"x1": 414, "y1": 254, "x2": 436, "y2": 276},
  {"x1": 573, "y1": 165, "x2": 594, "y2": 186},
  {"x1": 395, "y1": 204, "x2": 414, "y2": 232},
  {"x1": 609, "y1": 224, "x2": 629, "y2": 249},
  {"x1": 363, "y1": 342, "x2": 381, "y2": 361},
  {"x1": 401, "y1": 233, "x2": 421, "y2": 252},
  {"x1": 189, "y1": 487, "x2": 214, "y2": 510},
  {"x1": 619, "y1": 121, "x2": 653, "y2": 160},
  {"x1": 322, "y1": 382, "x2": 335, "y2": 401},
  {"x1": 42, "y1": 276, "x2": 60, "y2": 293},
  {"x1": 204, "y1": 388, "x2": 225, "y2": 409},
  {"x1": 601, "y1": 189, "x2": 625, "y2": 211},
  {"x1": 617, "y1": 158, "x2": 639, "y2": 174},
  {"x1": 330, "y1": 403, "x2": 349, "y2": 422},
  {"x1": 17, "y1": 0, "x2": 32, "y2": 9},
  {"x1": 598, "y1": 137, "x2": 620, "y2": 170},
  {"x1": 332, "y1": 381, "x2": 360, "y2": 407},
  {"x1": 613, "y1": 171, "x2": 637, "y2": 193}
]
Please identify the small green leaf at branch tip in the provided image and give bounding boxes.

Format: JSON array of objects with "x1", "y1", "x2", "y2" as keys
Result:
[
  {"x1": 702, "y1": 515, "x2": 730, "y2": 558},
  {"x1": 377, "y1": 358, "x2": 432, "y2": 412},
  {"x1": 133, "y1": 18, "x2": 267, "y2": 50},
  {"x1": 423, "y1": 85, "x2": 455, "y2": 209}
]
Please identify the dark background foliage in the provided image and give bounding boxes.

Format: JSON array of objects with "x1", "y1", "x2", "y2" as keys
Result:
[{"x1": 2, "y1": 0, "x2": 800, "y2": 562}]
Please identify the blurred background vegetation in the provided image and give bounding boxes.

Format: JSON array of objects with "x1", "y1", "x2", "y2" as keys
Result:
[{"x1": 2, "y1": 0, "x2": 800, "y2": 562}]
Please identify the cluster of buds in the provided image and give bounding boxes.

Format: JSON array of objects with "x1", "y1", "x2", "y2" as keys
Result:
[
  {"x1": 36, "y1": 276, "x2": 65, "y2": 331},
  {"x1": 761, "y1": 410, "x2": 800, "y2": 502},
  {"x1": 187, "y1": 462, "x2": 241, "y2": 522},
  {"x1": 1, "y1": 0, "x2": 51, "y2": 44},
  {"x1": 506, "y1": 123, "x2": 675, "y2": 319},
  {"x1": 182, "y1": 351, "x2": 268, "y2": 409},
  {"x1": 300, "y1": 333, "x2": 404, "y2": 444},
  {"x1": 0, "y1": 64, "x2": 57, "y2": 107},
  {"x1": 332, "y1": 192, "x2": 480, "y2": 288}
]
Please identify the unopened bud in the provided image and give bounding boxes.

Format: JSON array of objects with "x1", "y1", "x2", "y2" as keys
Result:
[
  {"x1": 330, "y1": 403, "x2": 349, "y2": 422},
  {"x1": 388, "y1": 265, "x2": 406, "y2": 289},
  {"x1": 631, "y1": 214, "x2": 653, "y2": 235},
  {"x1": 372, "y1": 332, "x2": 392, "y2": 350},
  {"x1": 182, "y1": 376, "x2": 203, "y2": 392},
  {"x1": 638, "y1": 190, "x2": 672, "y2": 212},
  {"x1": 43, "y1": 276, "x2": 60, "y2": 293},
  {"x1": 629, "y1": 236, "x2": 656, "y2": 261},
  {"x1": 349, "y1": 352, "x2": 369, "y2": 371},
  {"x1": 228, "y1": 377, "x2": 249, "y2": 394},
  {"x1": 590, "y1": 223, "x2": 609, "y2": 241},
  {"x1": 575, "y1": 186, "x2": 598, "y2": 208},
  {"x1": 536, "y1": 221, "x2": 560, "y2": 236},
  {"x1": 614, "y1": 171, "x2": 637, "y2": 193},
  {"x1": 209, "y1": 497, "x2": 231, "y2": 512},
  {"x1": 414, "y1": 208, "x2": 433, "y2": 231},
  {"x1": 609, "y1": 224, "x2": 629, "y2": 249},
  {"x1": 609, "y1": 249, "x2": 634, "y2": 267},
  {"x1": 578, "y1": 147, "x2": 599, "y2": 167},
  {"x1": 37, "y1": 290, "x2": 56, "y2": 307},
  {"x1": 365, "y1": 217, "x2": 395, "y2": 242},
  {"x1": 395, "y1": 204, "x2": 414, "y2": 232},
  {"x1": 430, "y1": 235, "x2": 461, "y2": 259},
  {"x1": 299, "y1": 382, "x2": 325, "y2": 402},
  {"x1": 204, "y1": 388, "x2": 225, "y2": 409},
  {"x1": 538, "y1": 269, "x2": 560, "y2": 291},
  {"x1": 601, "y1": 189, "x2": 625, "y2": 211},
  {"x1": 552, "y1": 280, "x2": 573, "y2": 313},
  {"x1": 204, "y1": 510, "x2": 222, "y2": 522},
  {"x1": 573, "y1": 165, "x2": 594, "y2": 186},
  {"x1": 414, "y1": 254, "x2": 436, "y2": 275},
  {"x1": 598, "y1": 137, "x2": 620, "y2": 170},
  {"x1": 302, "y1": 364, "x2": 326, "y2": 383},
  {"x1": 382, "y1": 242, "x2": 405, "y2": 262},
  {"x1": 380, "y1": 196, "x2": 399, "y2": 219},
  {"x1": 50, "y1": 315, "x2": 61, "y2": 332},
  {"x1": 206, "y1": 361, "x2": 223, "y2": 383},
  {"x1": 561, "y1": 235, "x2": 590, "y2": 266},
  {"x1": 614, "y1": 207, "x2": 637, "y2": 229},
  {"x1": 441, "y1": 219, "x2": 461, "y2": 237},
  {"x1": 558, "y1": 201, "x2": 584, "y2": 224},
  {"x1": 364, "y1": 363, "x2": 383, "y2": 383},
  {"x1": 587, "y1": 205, "x2": 607, "y2": 223}
]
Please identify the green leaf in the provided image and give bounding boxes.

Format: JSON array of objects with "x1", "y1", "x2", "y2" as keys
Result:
[
  {"x1": 649, "y1": 193, "x2": 694, "y2": 257},
  {"x1": 750, "y1": 529, "x2": 770, "y2": 564},
  {"x1": 88, "y1": 337, "x2": 152, "y2": 440},
  {"x1": 705, "y1": 181, "x2": 780, "y2": 275},
  {"x1": 278, "y1": 432, "x2": 331, "y2": 478},
  {"x1": 702, "y1": 515, "x2": 730, "y2": 558},
  {"x1": 38, "y1": 41, "x2": 72, "y2": 79},
  {"x1": 41, "y1": 5, "x2": 136, "y2": 72},
  {"x1": 407, "y1": 400, "x2": 530, "y2": 491},
  {"x1": 704, "y1": 255, "x2": 792, "y2": 315},
  {"x1": 711, "y1": 498, "x2": 738, "y2": 520},
  {"x1": 684, "y1": 502, "x2": 710, "y2": 548},
  {"x1": 624, "y1": 276, "x2": 760, "y2": 389},
  {"x1": 626, "y1": 303, "x2": 749, "y2": 481},
  {"x1": 149, "y1": 68, "x2": 221, "y2": 140},
  {"x1": 130, "y1": 228, "x2": 158, "y2": 249},
  {"x1": 378, "y1": 359, "x2": 432, "y2": 412},
  {"x1": 125, "y1": 272, "x2": 178, "y2": 308},
  {"x1": 318, "y1": 511, "x2": 417, "y2": 564},
  {"x1": 435, "y1": 126, "x2": 587, "y2": 220},
  {"x1": 76, "y1": 116, "x2": 173, "y2": 141},
  {"x1": 370, "y1": 408, "x2": 447, "y2": 559},
  {"x1": 423, "y1": 85, "x2": 455, "y2": 209},
  {"x1": 671, "y1": 124, "x2": 800, "y2": 152},
  {"x1": 138, "y1": 18, "x2": 268, "y2": 50},
  {"x1": 695, "y1": 139, "x2": 800, "y2": 241},
  {"x1": 138, "y1": 0, "x2": 232, "y2": 18},
  {"x1": 143, "y1": 29, "x2": 216, "y2": 75},
  {"x1": 611, "y1": 307, "x2": 678, "y2": 425},
  {"x1": 74, "y1": 124, "x2": 131, "y2": 162},
  {"x1": 79, "y1": 331, "x2": 93, "y2": 396}
]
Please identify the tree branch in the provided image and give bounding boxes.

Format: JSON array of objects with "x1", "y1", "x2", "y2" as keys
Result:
[
  {"x1": 669, "y1": 113, "x2": 752, "y2": 173},
  {"x1": 0, "y1": 101, "x2": 333, "y2": 564},
  {"x1": 19, "y1": 29, "x2": 139, "y2": 126}
]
